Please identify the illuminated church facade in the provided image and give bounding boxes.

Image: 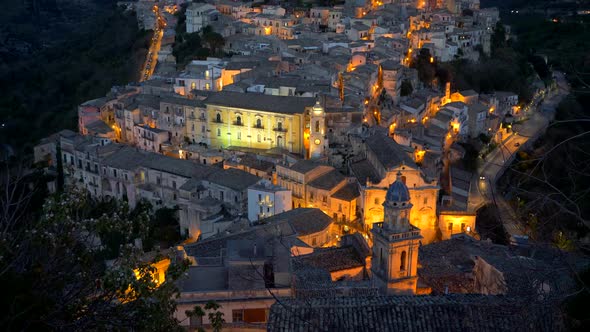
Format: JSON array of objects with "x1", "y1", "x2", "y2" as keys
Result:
[{"x1": 371, "y1": 172, "x2": 422, "y2": 295}]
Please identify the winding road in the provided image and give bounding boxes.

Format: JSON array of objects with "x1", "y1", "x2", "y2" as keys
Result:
[{"x1": 468, "y1": 71, "x2": 570, "y2": 244}]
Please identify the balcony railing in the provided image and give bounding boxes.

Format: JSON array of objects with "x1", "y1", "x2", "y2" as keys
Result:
[
  {"x1": 273, "y1": 127, "x2": 287, "y2": 132},
  {"x1": 233, "y1": 121, "x2": 244, "y2": 126},
  {"x1": 372, "y1": 222, "x2": 421, "y2": 241},
  {"x1": 253, "y1": 124, "x2": 264, "y2": 129}
]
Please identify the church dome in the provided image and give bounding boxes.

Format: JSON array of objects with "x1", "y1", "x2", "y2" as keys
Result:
[{"x1": 385, "y1": 173, "x2": 410, "y2": 203}]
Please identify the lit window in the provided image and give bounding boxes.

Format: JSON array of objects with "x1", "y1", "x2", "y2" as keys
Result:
[
  {"x1": 191, "y1": 82, "x2": 196, "y2": 90},
  {"x1": 400, "y1": 251, "x2": 407, "y2": 271},
  {"x1": 205, "y1": 83, "x2": 210, "y2": 90}
]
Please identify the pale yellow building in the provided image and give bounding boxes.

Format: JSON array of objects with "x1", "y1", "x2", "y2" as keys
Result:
[{"x1": 202, "y1": 92, "x2": 327, "y2": 158}]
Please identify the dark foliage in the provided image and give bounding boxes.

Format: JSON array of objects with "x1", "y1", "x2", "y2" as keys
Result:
[{"x1": 0, "y1": 2, "x2": 150, "y2": 154}]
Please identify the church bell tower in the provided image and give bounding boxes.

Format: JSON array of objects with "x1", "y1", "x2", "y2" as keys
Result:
[
  {"x1": 371, "y1": 171, "x2": 422, "y2": 295},
  {"x1": 308, "y1": 100, "x2": 327, "y2": 159}
]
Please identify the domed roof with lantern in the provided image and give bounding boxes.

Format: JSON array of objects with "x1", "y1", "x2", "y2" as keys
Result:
[
  {"x1": 385, "y1": 171, "x2": 411, "y2": 203},
  {"x1": 312, "y1": 100, "x2": 324, "y2": 114}
]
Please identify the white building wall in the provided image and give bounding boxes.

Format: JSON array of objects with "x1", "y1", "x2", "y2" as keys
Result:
[{"x1": 247, "y1": 187, "x2": 292, "y2": 222}]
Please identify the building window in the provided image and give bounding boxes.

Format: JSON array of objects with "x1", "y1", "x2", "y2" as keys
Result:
[
  {"x1": 277, "y1": 122, "x2": 283, "y2": 131},
  {"x1": 237, "y1": 131, "x2": 241, "y2": 140},
  {"x1": 401, "y1": 175, "x2": 407, "y2": 184},
  {"x1": 189, "y1": 315, "x2": 202, "y2": 328},
  {"x1": 312, "y1": 237, "x2": 317, "y2": 246},
  {"x1": 172, "y1": 181, "x2": 176, "y2": 189},
  {"x1": 113, "y1": 169, "x2": 117, "y2": 177},
  {"x1": 191, "y1": 82, "x2": 196, "y2": 90},
  {"x1": 216, "y1": 113, "x2": 222, "y2": 123},
  {"x1": 236, "y1": 116, "x2": 242, "y2": 125},
  {"x1": 260, "y1": 206, "x2": 263, "y2": 213},
  {"x1": 374, "y1": 198, "x2": 379, "y2": 205},
  {"x1": 205, "y1": 83, "x2": 210, "y2": 90},
  {"x1": 424, "y1": 197, "x2": 428, "y2": 205},
  {"x1": 232, "y1": 310, "x2": 244, "y2": 323},
  {"x1": 338, "y1": 203, "x2": 342, "y2": 212},
  {"x1": 217, "y1": 128, "x2": 221, "y2": 137},
  {"x1": 257, "y1": 134, "x2": 261, "y2": 142},
  {"x1": 448, "y1": 222, "x2": 453, "y2": 231},
  {"x1": 315, "y1": 120, "x2": 320, "y2": 133},
  {"x1": 258, "y1": 194, "x2": 262, "y2": 201},
  {"x1": 256, "y1": 118, "x2": 262, "y2": 128},
  {"x1": 400, "y1": 251, "x2": 407, "y2": 271},
  {"x1": 461, "y1": 223, "x2": 466, "y2": 232}
]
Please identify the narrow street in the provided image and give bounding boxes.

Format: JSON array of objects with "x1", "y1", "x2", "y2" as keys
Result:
[
  {"x1": 140, "y1": 6, "x2": 165, "y2": 82},
  {"x1": 469, "y1": 71, "x2": 570, "y2": 244}
]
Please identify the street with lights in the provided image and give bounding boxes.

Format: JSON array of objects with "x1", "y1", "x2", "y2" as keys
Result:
[
  {"x1": 468, "y1": 71, "x2": 570, "y2": 242},
  {"x1": 140, "y1": 6, "x2": 166, "y2": 82}
]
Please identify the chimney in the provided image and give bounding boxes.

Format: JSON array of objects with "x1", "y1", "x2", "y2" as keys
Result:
[{"x1": 253, "y1": 243, "x2": 258, "y2": 256}]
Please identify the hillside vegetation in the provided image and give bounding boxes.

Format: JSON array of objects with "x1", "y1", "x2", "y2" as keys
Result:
[{"x1": 0, "y1": 0, "x2": 151, "y2": 155}]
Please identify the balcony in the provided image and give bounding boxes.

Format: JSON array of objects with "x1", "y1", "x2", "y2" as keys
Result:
[
  {"x1": 273, "y1": 127, "x2": 287, "y2": 132},
  {"x1": 253, "y1": 124, "x2": 264, "y2": 129},
  {"x1": 258, "y1": 200, "x2": 273, "y2": 207},
  {"x1": 233, "y1": 121, "x2": 244, "y2": 126},
  {"x1": 372, "y1": 222, "x2": 421, "y2": 241}
]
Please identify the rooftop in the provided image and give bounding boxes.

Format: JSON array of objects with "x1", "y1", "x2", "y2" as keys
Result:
[
  {"x1": 307, "y1": 169, "x2": 346, "y2": 191},
  {"x1": 287, "y1": 160, "x2": 323, "y2": 174},
  {"x1": 331, "y1": 183, "x2": 360, "y2": 201},
  {"x1": 294, "y1": 246, "x2": 364, "y2": 273},
  {"x1": 205, "y1": 91, "x2": 316, "y2": 114},
  {"x1": 419, "y1": 237, "x2": 589, "y2": 298},
  {"x1": 268, "y1": 294, "x2": 563, "y2": 332},
  {"x1": 365, "y1": 132, "x2": 416, "y2": 171},
  {"x1": 206, "y1": 168, "x2": 261, "y2": 191},
  {"x1": 258, "y1": 208, "x2": 332, "y2": 236}
]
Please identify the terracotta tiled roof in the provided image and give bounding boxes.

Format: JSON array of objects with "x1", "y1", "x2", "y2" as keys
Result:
[{"x1": 268, "y1": 295, "x2": 564, "y2": 332}]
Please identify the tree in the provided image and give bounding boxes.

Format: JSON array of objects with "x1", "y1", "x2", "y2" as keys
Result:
[
  {"x1": 491, "y1": 22, "x2": 507, "y2": 53},
  {"x1": 0, "y1": 185, "x2": 189, "y2": 331},
  {"x1": 400, "y1": 79, "x2": 413, "y2": 96},
  {"x1": 411, "y1": 48, "x2": 436, "y2": 85},
  {"x1": 202, "y1": 27, "x2": 225, "y2": 56},
  {"x1": 205, "y1": 300, "x2": 226, "y2": 332},
  {"x1": 185, "y1": 300, "x2": 225, "y2": 332}
]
